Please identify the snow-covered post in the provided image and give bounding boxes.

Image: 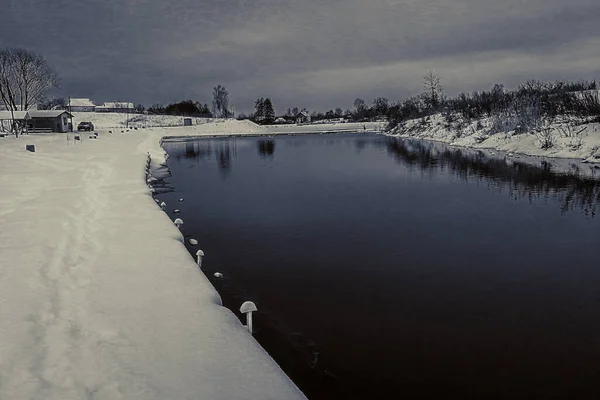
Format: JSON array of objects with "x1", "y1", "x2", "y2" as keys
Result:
[
  {"x1": 196, "y1": 250, "x2": 205, "y2": 267},
  {"x1": 174, "y1": 218, "x2": 183, "y2": 229},
  {"x1": 160, "y1": 201, "x2": 166, "y2": 211},
  {"x1": 240, "y1": 301, "x2": 257, "y2": 335}
]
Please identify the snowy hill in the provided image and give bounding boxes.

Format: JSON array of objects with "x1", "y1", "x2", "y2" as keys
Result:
[{"x1": 389, "y1": 114, "x2": 600, "y2": 164}]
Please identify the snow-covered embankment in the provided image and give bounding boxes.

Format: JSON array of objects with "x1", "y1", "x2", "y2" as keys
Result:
[
  {"x1": 0, "y1": 121, "x2": 306, "y2": 399},
  {"x1": 388, "y1": 114, "x2": 600, "y2": 165}
]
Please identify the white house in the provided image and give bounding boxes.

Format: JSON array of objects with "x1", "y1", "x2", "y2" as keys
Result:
[
  {"x1": 96, "y1": 102, "x2": 135, "y2": 113},
  {"x1": 67, "y1": 98, "x2": 96, "y2": 112}
]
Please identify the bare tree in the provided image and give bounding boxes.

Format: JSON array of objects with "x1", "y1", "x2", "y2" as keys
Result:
[
  {"x1": 0, "y1": 48, "x2": 58, "y2": 136},
  {"x1": 353, "y1": 98, "x2": 366, "y2": 113},
  {"x1": 212, "y1": 85, "x2": 230, "y2": 118},
  {"x1": 422, "y1": 70, "x2": 443, "y2": 110}
]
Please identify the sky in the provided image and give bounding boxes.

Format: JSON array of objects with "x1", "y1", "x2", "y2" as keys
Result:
[{"x1": 1, "y1": 0, "x2": 600, "y2": 114}]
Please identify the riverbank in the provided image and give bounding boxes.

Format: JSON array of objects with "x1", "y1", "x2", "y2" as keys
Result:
[
  {"x1": 388, "y1": 114, "x2": 600, "y2": 167},
  {"x1": 0, "y1": 122, "x2": 307, "y2": 399}
]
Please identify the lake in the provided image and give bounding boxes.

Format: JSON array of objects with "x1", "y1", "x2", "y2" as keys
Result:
[{"x1": 155, "y1": 133, "x2": 600, "y2": 399}]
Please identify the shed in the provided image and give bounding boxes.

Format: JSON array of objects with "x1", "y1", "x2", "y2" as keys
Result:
[
  {"x1": 28, "y1": 110, "x2": 74, "y2": 133},
  {"x1": 296, "y1": 111, "x2": 311, "y2": 124},
  {"x1": 183, "y1": 118, "x2": 192, "y2": 126}
]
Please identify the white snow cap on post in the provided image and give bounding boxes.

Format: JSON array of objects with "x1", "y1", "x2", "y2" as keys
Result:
[
  {"x1": 174, "y1": 218, "x2": 183, "y2": 229},
  {"x1": 213, "y1": 272, "x2": 223, "y2": 279},
  {"x1": 196, "y1": 249, "x2": 205, "y2": 267},
  {"x1": 240, "y1": 301, "x2": 258, "y2": 335},
  {"x1": 160, "y1": 201, "x2": 166, "y2": 210}
]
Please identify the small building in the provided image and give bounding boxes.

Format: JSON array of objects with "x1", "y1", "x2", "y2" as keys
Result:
[
  {"x1": 67, "y1": 98, "x2": 96, "y2": 112},
  {"x1": 28, "y1": 110, "x2": 74, "y2": 133},
  {"x1": 0, "y1": 111, "x2": 31, "y2": 133},
  {"x1": 96, "y1": 102, "x2": 135, "y2": 113},
  {"x1": 296, "y1": 111, "x2": 311, "y2": 124}
]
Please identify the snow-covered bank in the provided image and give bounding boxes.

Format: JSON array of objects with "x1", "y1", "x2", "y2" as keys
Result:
[
  {"x1": 70, "y1": 111, "x2": 385, "y2": 135},
  {"x1": 0, "y1": 123, "x2": 306, "y2": 399},
  {"x1": 388, "y1": 114, "x2": 600, "y2": 165}
]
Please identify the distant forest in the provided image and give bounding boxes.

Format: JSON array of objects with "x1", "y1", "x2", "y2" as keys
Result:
[
  {"x1": 134, "y1": 74, "x2": 600, "y2": 133},
  {"x1": 3, "y1": 46, "x2": 597, "y2": 134}
]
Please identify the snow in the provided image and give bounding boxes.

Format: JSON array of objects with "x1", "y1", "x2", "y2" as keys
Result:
[
  {"x1": 4, "y1": 110, "x2": 597, "y2": 398},
  {"x1": 0, "y1": 116, "x2": 307, "y2": 399},
  {"x1": 388, "y1": 114, "x2": 600, "y2": 173}
]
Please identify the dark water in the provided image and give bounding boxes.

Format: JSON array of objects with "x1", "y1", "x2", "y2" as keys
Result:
[{"x1": 156, "y1": 134, "x2": 600, "y2": 399}]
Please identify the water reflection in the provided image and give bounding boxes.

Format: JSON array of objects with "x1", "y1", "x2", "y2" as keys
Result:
[
  {"x1": 384, "y1": 137, "x2": 600, "y2": 216},
  {"x1": 216, "y1": 141, "x2": 234, "y2": 177},
  {"x1": 258, "y1": 140, "x2": 276, "y2": 159}
]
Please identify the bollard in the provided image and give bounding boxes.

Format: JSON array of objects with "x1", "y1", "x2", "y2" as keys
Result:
[
  {"x1": 214, "y1": 272, "x2": 223, "y2": 279},
  {"x1": 196, "y1": 250, "x2": 205, "y2": 267},
  {"x1": 174, "y1": 218, "x2": 183, "y2": 229},
  {"x1": 240, "y1": 301, "x2": 258, "y2": 335},
  {"x1": 160, "y1": 202, "x2": 166, "y2": 211}
]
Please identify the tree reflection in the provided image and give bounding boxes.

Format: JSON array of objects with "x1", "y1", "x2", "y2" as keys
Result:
[
  {"x1": 385, "y1": 137, "x2": 600, "y2": 217},
  {"x1": 258, "y1": 140, "x2": 276, "y2": 159},
  {"x1": 216, "y1": 142, "x2": 232, "y2": 177}
]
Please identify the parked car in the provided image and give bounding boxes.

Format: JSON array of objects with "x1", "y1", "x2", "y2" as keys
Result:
[{"x1": 77, "y1": 121, "x2": 94, "y2": 131}]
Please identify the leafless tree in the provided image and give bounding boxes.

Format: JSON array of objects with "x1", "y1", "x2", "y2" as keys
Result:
[
  {"x1": 422, "y1": 70, "x2": 443, "y2": 110},
  {"x1": 0, "y1": 47, "x2": 58, "y2": 136},
  {"x1": 212, "y1": 85, "x2": 230, "y2": 118}
]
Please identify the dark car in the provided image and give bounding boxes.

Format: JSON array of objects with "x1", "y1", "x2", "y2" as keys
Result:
[{"x1": 77, "y1": 121, "x2": 94, "y2": 131}]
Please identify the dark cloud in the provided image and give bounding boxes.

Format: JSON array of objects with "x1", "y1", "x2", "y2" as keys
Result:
[{"x1": 1, "y1": 0, "x2": 599, "y2": 113}]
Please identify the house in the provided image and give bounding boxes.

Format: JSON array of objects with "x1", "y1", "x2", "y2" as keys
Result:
[
  {"x1": 96, "y1": 102, "x2": 135, "y2": 113},
  {"x1": 296, "y1": 111, "x2": 311, "y2": 124},
  {"x1": 67, "y1": 98, "x2": 96, "y2": 112},
  {"x1": 0, "y1": 111, "x2": 31, "y2": 133},
  {"x1": 27, "y1": 110, "x2": 74, "y2": 133}
]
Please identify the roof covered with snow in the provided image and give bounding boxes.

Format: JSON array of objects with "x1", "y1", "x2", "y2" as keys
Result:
[
  {"x1": 0, "y1": 111, "x2": 31, "y2": 120},
  {"x1": 68, "y1": 98, "x2": 96, "y2": 107},
  {"x1": 28, "y1": 110, "x2": 73, "y2": 118}
]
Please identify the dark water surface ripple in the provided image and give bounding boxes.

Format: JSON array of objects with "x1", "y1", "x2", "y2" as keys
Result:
[{"x1": 156, "y1": 134, "x2": 600, "y2": 399}]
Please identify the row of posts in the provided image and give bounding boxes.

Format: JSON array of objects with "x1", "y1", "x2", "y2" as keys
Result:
[{"x1": 159, "y1": 198, "x2": 258, "y2": 335}]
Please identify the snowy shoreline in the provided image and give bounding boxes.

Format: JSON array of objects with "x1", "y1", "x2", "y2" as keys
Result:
[
  {"x1": 0, "y1": 118, "x2": 308, "y2": 399},
  {"x1": 385, "y1": 114, "x2": 600, "y2": 179}
]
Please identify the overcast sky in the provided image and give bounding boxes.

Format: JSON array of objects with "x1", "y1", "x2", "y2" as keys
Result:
[{"x1": 2, "y1": 0, "x2": 600, "y2": 113}]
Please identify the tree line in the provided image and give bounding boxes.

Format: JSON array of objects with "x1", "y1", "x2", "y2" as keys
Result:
[{"x1": 2, "y1": 47, "x2": 599, "y2": 136}]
